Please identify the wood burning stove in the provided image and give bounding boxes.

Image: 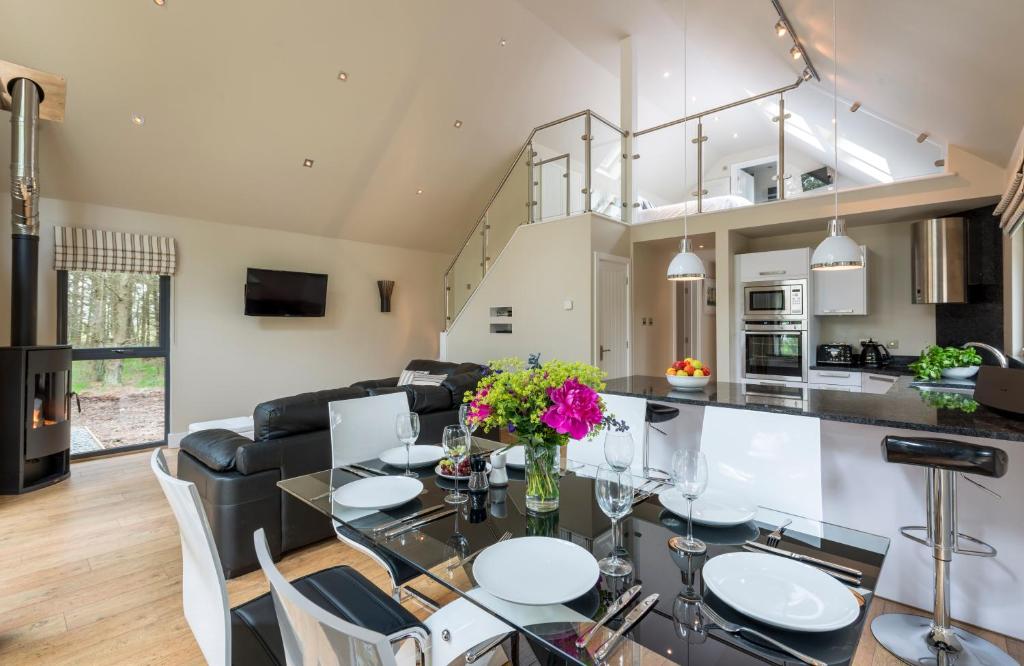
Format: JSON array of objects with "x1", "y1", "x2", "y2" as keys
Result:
[
  {"x1": 1, "y1": 71, "x2": 72, "y2": 493},
  {"x1": 0, "y1": 346, "x2": 72, "y2": 493}
]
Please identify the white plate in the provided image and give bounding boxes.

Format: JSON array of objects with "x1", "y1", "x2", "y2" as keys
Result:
[
  {"x1": 658, "y1": 487, "x2": 757, "y2": 527},
  {"x1": 379, "y1": 445, "x2": 445, "y2": 469},
  {"x1": 473, "y1": 537, "x2": 599, "y2": 606},
  {"x1": 703, "y1": 552, "x2": 860, "y2": 632},
  {"x1": 332, "y1": 476, "x2": 423, "y2": 510},
  {"x1": 505, "y1": 446, "x2": 525, "y2": 469},
  {"x1": 435, "y1": 463, "x2": 490, "y2": 480}
]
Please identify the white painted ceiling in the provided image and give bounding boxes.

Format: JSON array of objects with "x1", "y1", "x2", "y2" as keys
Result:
[{"x1": 2, "y1": 0, "x2": 1022, "y2": 253}]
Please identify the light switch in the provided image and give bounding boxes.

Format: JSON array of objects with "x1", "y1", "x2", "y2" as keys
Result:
[{"x1": 563, "y1": 299, "x2": 574, "y2": 311}]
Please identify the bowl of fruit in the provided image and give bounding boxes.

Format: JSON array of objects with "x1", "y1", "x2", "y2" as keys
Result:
[{"x1": 666, "y1": 358, "x2": 712, "y2": 390}]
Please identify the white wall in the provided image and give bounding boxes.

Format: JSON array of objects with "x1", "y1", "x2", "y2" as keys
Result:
[
  {"x1": 444, "y1": 213, "x2": 628, "y2": 366},
  {"x1": 0, "y1": 198, "x2": 450, "y2": 433},
  {"x1": 744, "y1": 220, "x2": 936, "y2": 355}
]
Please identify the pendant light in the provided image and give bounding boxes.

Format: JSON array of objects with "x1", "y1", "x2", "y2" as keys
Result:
[
  {"x1": 667, "y1": 0, "x2": 706, "y2": 282},
  {"x1": 810, "y1": 0, "x2": 863, "y2": 272}
]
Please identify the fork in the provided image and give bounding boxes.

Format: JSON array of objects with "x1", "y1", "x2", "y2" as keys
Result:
[
  {"x1": 699, "y1": 602, "x2": 826, "y2": 666},
  {"x1": 766, "y1": 518, "x2": 792, "y2": 547},
  {"x1": 447, "y1": 531, "x2": 512, "y2": 572}
]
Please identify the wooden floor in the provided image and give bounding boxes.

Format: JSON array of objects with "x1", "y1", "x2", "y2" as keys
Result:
[{"x1": 0, "y1": 450, "x2": 1020, "y2": 665}]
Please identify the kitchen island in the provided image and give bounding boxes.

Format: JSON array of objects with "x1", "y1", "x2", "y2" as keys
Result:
[
  {"x1": 603, "y1": 375, "x2": 1024, "y2": 442},
  {"x1": 601, "y1": 374, "x2": 1023, "y2": 641}
]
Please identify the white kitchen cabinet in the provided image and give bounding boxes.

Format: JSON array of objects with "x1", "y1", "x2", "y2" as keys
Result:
[
  {"x1": 814, "y1": 245, "x2": 867, "y2": 315},
  {"x1": 861, "y1": 372, "x2": 898, "y2": 394},
  {"x1": 738, "y1": 248, "x2": 810, "y2": 282},
  {"x1": 809, "y1": 383, "x2": 860, "y2": 392},
  {"x1": 809, "y1": 369, "x2": 861, "y2": 388}
]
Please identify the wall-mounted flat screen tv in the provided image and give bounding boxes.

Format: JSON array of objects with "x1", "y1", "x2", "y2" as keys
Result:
[{"x1": 244, "y1": 268, "x2": 328, "y2": 317}]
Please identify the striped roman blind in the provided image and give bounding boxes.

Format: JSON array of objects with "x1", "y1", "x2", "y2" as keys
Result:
[{"x1": 54, "y1": 227, "x2": 177, "y2": 275}]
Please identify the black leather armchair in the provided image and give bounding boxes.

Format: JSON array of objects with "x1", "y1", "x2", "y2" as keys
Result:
[{"x1": 177, "y1": 359, "x2": 490, "y2": 578}]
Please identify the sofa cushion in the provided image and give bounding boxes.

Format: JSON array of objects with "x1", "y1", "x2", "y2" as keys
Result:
[
  {"x1": 350, "y1": 376, "x2": 399, "y2": 391},
  {"x1": 253, "y1": 386, "x2": 367, "y2": 441},
  {"x1": 366, "y1": 384, "x2": 452, "y2": 413},
  {"x1": 441, "y1": 370, "x2": 484, "y2": 404},
  {"x1": 180, "y1": 429, "x2": 250, "y2": 472},
  {"x1": 405, "y1": 359, "x2": 461, "y2": 375}
]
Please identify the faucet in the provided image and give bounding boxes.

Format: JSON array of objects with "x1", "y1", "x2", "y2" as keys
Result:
[{"x1": 963, "y1": 342, "x2": 1009, "y2": 368}]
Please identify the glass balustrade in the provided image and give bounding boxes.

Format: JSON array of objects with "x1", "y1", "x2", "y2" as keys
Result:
[
  {"x1": 445, "y1": 87, "x2": 945, "y2": 325},
  {"x1": 589, "y1": 115, "x2": 625, "y2": 221},
  {"x1": 532, "y1": 115, "x2": 587, "y2": 222},
  {"x1": 445, "y1": 112, "x2": 626, "y2": 324}
]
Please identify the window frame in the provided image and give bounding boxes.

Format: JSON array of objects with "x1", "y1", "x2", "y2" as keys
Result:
[{"x1": 57, "y1": 270, "x2": 171, "y2": 459}]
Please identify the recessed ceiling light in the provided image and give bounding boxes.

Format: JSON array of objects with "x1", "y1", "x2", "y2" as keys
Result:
[
  {"x1": 698, "y1": 244, "x2": 705, "y2": 249},
  {"x1": 130, "y1": 112, "x2": 145, "y2": 127},
  {"x1": 663, "y1": 71, "x2": 671, "y2": 78},
  {"x1": 453, "y1": 119, "x2": 463, "y2": 128},
  {"x1": 713, "y1": 115, "x2": 720, "y2": 122},
  {"x1": 337, "y1": 71, "x2": 349, "y2": 82},
  {"x1": 303, "y1": 158, "x2": 314, "y2": 168},
  {"x1": 416, "y1": 188, "x2": 424, "y2": 195},
  {"x1": 732, "y1": 132, "x2": 739, "y2": 139},
  {"x1": 690, "y1": 95, "x2": 697, "y2": 102},
  {"x1": 153, "y1": 0, "x2": 165, "y2": 5},
  {"x1": 499, "y1": 38, "x2": 507, "y2": 47},
  {"x1": 790, "y1": 45, "x2": 802, "y2": 60}
]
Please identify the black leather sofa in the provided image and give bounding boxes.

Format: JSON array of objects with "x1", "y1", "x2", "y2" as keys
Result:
[{"x1": 177, "y1": 359, "x2": 487, "y2": 578}]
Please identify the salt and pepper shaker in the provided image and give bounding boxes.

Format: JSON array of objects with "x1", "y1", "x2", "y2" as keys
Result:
[
  {"x1": 468, "y1": 454, "x2": 489, "y2": 493},
  {"x1": 489, "y1": 450, "x2": 508, "y2": 487}
]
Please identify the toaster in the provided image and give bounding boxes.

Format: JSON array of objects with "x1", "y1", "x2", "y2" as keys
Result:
[{"x1": 816, "y1": 343, "x2": 854, "y2": 366}]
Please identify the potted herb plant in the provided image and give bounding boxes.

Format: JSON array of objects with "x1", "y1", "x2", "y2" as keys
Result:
[{"x1": 909, "y1": 345, "x2": 984, "y2": 380}]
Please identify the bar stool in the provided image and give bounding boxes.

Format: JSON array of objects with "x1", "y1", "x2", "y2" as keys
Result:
[
  {"x1": 644, "y1": 402, "x2": 680, "y2": 480},
  {"x1": 872, "y1": 435, "x2": 1013, "y2": 666}
]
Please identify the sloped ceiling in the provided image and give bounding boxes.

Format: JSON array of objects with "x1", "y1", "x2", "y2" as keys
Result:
[
  {"x1": 0, "y1": 0, "x2": 620, "y2": 252},
  {"x1": 2, "y1": 0, "x2": 1022, "y2": 253}
]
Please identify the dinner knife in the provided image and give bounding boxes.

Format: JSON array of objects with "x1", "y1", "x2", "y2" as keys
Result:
[
  {"x1": 350, "y1": 463, "x2": 387, "y2": 476},
  {"x1": 744, "y1": 540, "x2": 863, "y2": 578},
  {"x1": 593, "y1": 593, "x2": 659, "y2": 661},
  {"x1": 338, "y1": 465, "x2": 372, "y2": 479},
  {"x1": 383, "y1": 508, "x2": 456, "y2": 539},
  {"x1": 575, "y1": 584, "x2": 642, "y2": 649},
  {"x1": 741, "y1": 545, "x2": 862, "y2": 585},
  {"x1": 372, "y1": 504, "x2": 446, "y2": 533}
]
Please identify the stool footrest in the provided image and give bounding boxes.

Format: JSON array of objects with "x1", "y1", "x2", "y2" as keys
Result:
[{"x1": 899, "y1": 526, "x2": 997, "y2": 557}]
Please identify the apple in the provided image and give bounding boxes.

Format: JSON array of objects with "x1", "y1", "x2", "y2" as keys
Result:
[
  {"x1": 673, "y1": 361, "x2": 685, "y2": 370},
  {"x1": 703, "y1": 368, "x2": 712, "y2": 377},
  {"x1": 692, "y1": 360, "x2": 703, "y2": 370},
  {"x1": 666, "y1": 368, "x2": 676, "y2": 375}
]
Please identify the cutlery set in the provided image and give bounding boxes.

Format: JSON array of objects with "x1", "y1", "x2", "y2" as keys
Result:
[{"x1": 575, "y1": 583, "x2": 659, "y2": 662}]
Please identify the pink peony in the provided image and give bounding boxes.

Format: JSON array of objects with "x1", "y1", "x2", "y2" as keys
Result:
[
  {"x1": 540, "y1": 379, "x2": 603, "y2": 440},
  {"x1": 468, "y1": 400, "x2": 491, "y2": 422}
]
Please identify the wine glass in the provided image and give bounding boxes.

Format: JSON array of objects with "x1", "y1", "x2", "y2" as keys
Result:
[
  {"x1": 441, "y1": 425, "x2": 470, "y2": 504},
  {"x1": 668, "y1": 449, "x2": 709, "y2": 555},
  {"x1": 395, "y1": 412, "x2": 420, "y2": 478},
  {"x1": 603, "y1": 431, "x2": 634, "y2": 472},
  {"x1": 458, "y1": 403, "x2": 478, "y2": 438},
  {"x1": 595, "y1": 464, "x2": 634, "y2": 576}
]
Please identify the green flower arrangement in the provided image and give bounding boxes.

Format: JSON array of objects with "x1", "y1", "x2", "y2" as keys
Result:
[{"x1": 464, "y1": 355, "x2": 609, "y2": 511}]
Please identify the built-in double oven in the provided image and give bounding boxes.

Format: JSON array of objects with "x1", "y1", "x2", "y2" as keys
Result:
[{"x1": 742, "y1": 279, "x2": 809, "y2": 383}]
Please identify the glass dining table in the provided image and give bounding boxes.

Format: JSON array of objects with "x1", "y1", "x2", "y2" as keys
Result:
[{"x1": 278, "y1": 439, "x2": 890, "y2": 665}]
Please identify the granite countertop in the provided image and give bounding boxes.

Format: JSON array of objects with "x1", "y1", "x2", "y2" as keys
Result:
[{"x1": 603, "y1": 375, "x2": 1024, "y2": 443}]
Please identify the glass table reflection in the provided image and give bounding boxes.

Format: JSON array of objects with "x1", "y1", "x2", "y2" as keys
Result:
[{"x1": 278, "y1": 441, "x2": 889, "y2": 665}]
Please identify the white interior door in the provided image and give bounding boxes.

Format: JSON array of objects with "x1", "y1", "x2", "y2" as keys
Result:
[
  {"x1": 595, "y1": 255, "x2": 629, "y2": 379},
  {"x1": 734, "y1": 169, "x2": 755, "y2": 202}
]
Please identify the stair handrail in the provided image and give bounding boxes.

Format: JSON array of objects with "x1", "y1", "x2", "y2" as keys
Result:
[{"x1": 443, "y1": 109, "x2": 626, "y2": 326}]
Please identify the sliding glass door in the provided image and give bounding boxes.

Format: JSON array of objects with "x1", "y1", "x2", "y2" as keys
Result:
[{"x1": 57, "y1": 270, "x2": 170, "y2": 457}]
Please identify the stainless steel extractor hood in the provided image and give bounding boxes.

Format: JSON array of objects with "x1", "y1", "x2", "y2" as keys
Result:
[{"x1": 911, "y1": 217, "x2": 966, "y2": 304}]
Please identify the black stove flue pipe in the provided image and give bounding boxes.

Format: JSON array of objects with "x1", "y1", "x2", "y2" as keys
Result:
[{"x1": 9, "y1": 77, "x2": 43, "y2": 347}]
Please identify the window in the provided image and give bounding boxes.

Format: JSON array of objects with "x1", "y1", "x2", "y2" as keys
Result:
[{"x1": 58, "y1": 270, "x2": 170, "y2": 457}]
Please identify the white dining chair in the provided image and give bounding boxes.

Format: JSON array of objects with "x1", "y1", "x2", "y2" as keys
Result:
[
  {"x1": 254, "y1": 528, "x2": 513, "y2": 666},
  {"x1": 327, "y1": 393, "x2": 432, "y2": 606},
  {"x1": 151, "y1": 448, "x2": 233, "y2": 664},
  {"x1": 328, "y1": 392, "x2": 412, "y2": 466}
]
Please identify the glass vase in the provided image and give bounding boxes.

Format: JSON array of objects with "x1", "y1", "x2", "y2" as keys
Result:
[{"x1": 524, "y1": 440, "x2": 560, "y2": 512}]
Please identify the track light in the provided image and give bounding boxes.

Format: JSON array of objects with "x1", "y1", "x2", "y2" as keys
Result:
[
  {"x1": 850, "y1": 101, "x2": 861, "y2": 113},
  {"x1": 790, "y1": 45, "x2": 802, "y2": 60},
  {"x1": 801, "y1": 68, "x2": 813, "y2": 81},
  {"x1": 775, "y1": 20, "x2": 787, "y2": 37}
]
